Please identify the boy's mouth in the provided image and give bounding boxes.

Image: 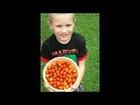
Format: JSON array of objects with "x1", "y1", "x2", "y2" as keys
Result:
[{"x1": 60, "y1": 34, "x2": 69, "y2": 38}]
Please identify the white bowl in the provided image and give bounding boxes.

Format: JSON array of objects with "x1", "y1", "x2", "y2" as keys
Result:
[{"x1": 43, "y1": 57, "x2": 80, "y2": 92}]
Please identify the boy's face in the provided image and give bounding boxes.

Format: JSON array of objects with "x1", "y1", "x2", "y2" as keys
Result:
[{"x1": 48, "y1": 14, "x2": 75, "y2": 43}]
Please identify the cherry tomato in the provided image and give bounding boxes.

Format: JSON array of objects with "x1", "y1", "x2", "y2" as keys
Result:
[
  {"x1": 67, "y1": 78, "x2": 72, "y2": 83},
  {"x1": 48, "y1": 77, "x2": 53, "y2": 82},
  {"x1": 73, "y1": 73, "x2": 78, "y2": 78},
  {"x1": 72, "y1": 78, "x2": 76, "y2": 83},
  {"x1": 45, "y1": 74, "x2": 49, "y2": 78},
  {"x1": 56, "y1": 81, "x2": 60, "y2": 86}
]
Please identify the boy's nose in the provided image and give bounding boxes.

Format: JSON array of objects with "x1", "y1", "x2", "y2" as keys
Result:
[{"x1": 62, "y1": 27, "x2": 67, "y2": 32}]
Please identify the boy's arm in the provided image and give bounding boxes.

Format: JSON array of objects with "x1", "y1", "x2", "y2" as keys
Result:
[
  {"x1": 71, "y1": 59, "x2": 86, "y2": 90},
  {"x1": 77, "y1": 59, "x2": 86, "y2": 87},
  {"x1": 65, "y1": 59, "x2": 86, "y2": 92},
  {"x1": 78, "y1": 59, "x2": 86, "y2": 83}
]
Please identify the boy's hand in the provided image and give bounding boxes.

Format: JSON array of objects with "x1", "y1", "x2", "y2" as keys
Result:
[
  {"x1": 44, "y1": 82, "x2": 79, "y2": 92},
  {"x1": 63, "y1": 84, "x2": 78, "y2": 92},
  {"x1": 44, "y1": 82, "x2": 56, "y2": 92}
]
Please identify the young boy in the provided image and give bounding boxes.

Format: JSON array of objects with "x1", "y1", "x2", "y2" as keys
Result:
[{"x1": 40, "y1": 13, "x2": 88, "y2": 92}]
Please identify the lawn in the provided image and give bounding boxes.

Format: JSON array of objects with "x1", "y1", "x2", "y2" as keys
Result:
[{"x1": 40, "y1": 13, "x2": 100, "y2": 92}]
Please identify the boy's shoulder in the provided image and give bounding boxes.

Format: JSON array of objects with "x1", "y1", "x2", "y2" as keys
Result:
[
  {"x1": 73, "y1": 32, "x2": 85, "y2": 41},
  {"x1": 43, "y1": 34, "x2": 55, "y2": 44}
]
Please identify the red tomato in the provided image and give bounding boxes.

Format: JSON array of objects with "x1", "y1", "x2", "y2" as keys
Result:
[
  {"x1": 45, "y1": 70, "x2": 49, "y2": 74},
  {"x1": 47, "y1": 65, "x2": 51, "y2": 69},
  {"x1": 48, "y1": 77, "x2": 53, "y2": 82},
  {"x1": 45, "y1": 74, "x2": 49, "y2": 78},
  {"x1": 62, "y1": 75, "x2": 66, "y2": 79},
  {"x1": 67, "y1": 78, "x2": 72, "y2": 83},
  {"x1": 65, "y1": 77, "x2": 69, "y2": 81},
  {"x1": 59, "y1": 75, "x2": 63, "y2": 78},
  {"x1": 63, "y1": 64, "x2": 66, "y2": 68},
  {"x1": 53, "y1": 84, "x2": 57, "y2": 88},
  {"x1": 68, "y1": 82, "x2": 73, "y2": 87},
  {"x1": 68, "y1": 70, "x2": 72, "y2": 74},
  {"x1": 54, "y1": 66, "x2": 57, "y2": 71},
  {"x1": 65, "y1": 85, "x2": 69, "y2": 89},
  {"x1": 49, "y1": 73, "x2": 53, "y2": 77},
  {"x1": 49, "y1": 81, "x2": 54, "y2": 86},
  {"x1": 58, "y1": 67, "x2": 61, "y2": 71},
  {"x1": 52, "y1": 62, "x2": 56, "y2": 66},
  {"x1": 60, "y1": 82, "x2": 64, "y2": 86},
  {"x1": 59, "y1": 78, "x2": 63, "y2": 82},
  {"x1": 56, "y1": 72, "x2": 60, "y2": 77},
  {"x1": 73, "y1": 73, "x2": 78, "y2": 78},
  {"x1": 56, "y1": 77, "x2": 60, "y2": 81},
  {"x1": 61, "y1": 61, "x2": 64, "y2": 64},
  {"x1": 51, "y1": 65, "x2": 55, "y2": 69},
  {"x1": 56, "y1": 81, "x2": 60, "y2": 86},
  {"x1": 49, "y1": 69, "x2": 53, "y2": 73},
  {"x1": 68, "y1": 75, "x2": 72, "y2": 79},
  {"x1": 63, "y1": 72, "x2": 67, "y2": 75},
  {"x1": 63, "y1": 81, "x2": 67, "y2": 85},
  {"x1": 72, "y1": 78, "x2": 76, "y2": 83},
  {"x1": 60, "y1": 65, "x2": 64, "y2": 69},
  {"x1": 72, "y1": 69, "x2": 76, "y2": 73},
  {"x1": 53, "y1": 75, "x2": 57, "y2": 79},
  {"x1": 66, "y1": 62, "x2": 70, "y2": 66},
  {"x1": 58, "y1": 62, "x2": 62, "y2": 66},
  {"x1": 60, "y1": 70, "x2": 64, "y2": 75},
  {"x1": 69, "y1": 65, "x2": 72, "y2": 68},
  {"x1": 58, "y1": 86, "x2": 63, "y2": 90}
]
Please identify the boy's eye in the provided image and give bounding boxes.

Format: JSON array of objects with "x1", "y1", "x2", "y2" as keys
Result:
[
  {"x1": 56, "y1": 25, "x2": 61, "y2": 27},
  {"x1": 66, "y1": 24, "x2": 71, "y2": 26}
]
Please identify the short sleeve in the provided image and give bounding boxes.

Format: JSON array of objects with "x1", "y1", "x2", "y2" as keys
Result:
[
  {"x1": 78, "y1": 38, "x2": 88, "y2": 61},
  {"x1": 40, "y1": 42, "x2": 52, "y2": 63}
]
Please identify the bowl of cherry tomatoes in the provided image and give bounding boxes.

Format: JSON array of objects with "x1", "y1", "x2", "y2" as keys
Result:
[{"x1": 43, "y1": 57, "x2": 80, "y2": 92}]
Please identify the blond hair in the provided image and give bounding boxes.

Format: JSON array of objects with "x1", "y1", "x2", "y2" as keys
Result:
[{"x1": 48, "y1": 13, "x2": 75, "y2": 23}]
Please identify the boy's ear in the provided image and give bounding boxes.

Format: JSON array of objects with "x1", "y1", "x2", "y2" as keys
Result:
[
  {"x1": 47, "y1": 21, "x2": 52, "y2": 30},
  {"x1": 73, "y1": 19, "x2": 76, "y2": 28}
]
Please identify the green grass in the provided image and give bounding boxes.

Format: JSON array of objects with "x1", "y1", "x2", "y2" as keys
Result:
[{"x1": 40, "y1": 13, "x2": 100, "y2": 92}]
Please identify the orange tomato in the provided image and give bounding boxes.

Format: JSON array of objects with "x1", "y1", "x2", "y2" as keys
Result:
[{"x1": 45, "y1": 74, "x2": 49, "y2": 78}]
